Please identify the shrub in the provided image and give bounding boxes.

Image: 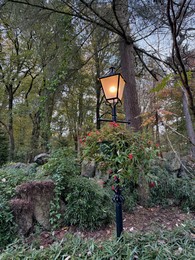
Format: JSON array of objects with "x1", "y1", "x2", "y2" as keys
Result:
[
  {"x1": 43, "y1": 147, "x2": 80, "y2": 182},
  {"x1": 0, "y1": 199, "x2": 17, "y2": 249},
  {"x1": 81, "y1": 123, "x2": 159, "y2": 184},
  {"x1": 148, "y1": 167, "x2": 195, "y2": 211},
  {"x1": 122, "y1": 183, "x2": 138, "y2": 213},
  {"x1": 0, "y1": 167, "x2": 36, "y2": 201},
  {"x1": 64, "y1": 176, "x2": 114, "y2": 230},
  {"x1": 81, "y1": 123, "x2": 159, "y2": 207},
  {"x1": 42, "y1": 148, "x2": 80, "y2": 229}
]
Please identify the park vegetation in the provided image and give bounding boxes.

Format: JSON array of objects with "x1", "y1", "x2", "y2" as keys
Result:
[{"x1": 0, "y1": 0, "x2": 195, "y2": 259}]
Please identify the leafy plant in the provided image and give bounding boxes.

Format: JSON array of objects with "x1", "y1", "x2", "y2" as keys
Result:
[
  {"x1": 64, "y1": 176, "x2": 113, "y2": 230},
  {"x1": 148, "y1": 166, "x2": 195, "y2": 211},
  {"x1": 43, "y1": 148, "x2": 80, "y2": 180},
  {"x1": 81, "y1": 123, "x2": 160, "y2": 207},
  {"x1": 0, "y1": 199, "x2": 17, "y2": 249},
  {"x1": 0, "y1": 220, "x2": 194, "y2": 259},
  {"x1": 82, "y1": 123, "x2": 159, "y2": 185},
  {"x1": 43, "y1": 148, "x2": 80, "y2": 229}
]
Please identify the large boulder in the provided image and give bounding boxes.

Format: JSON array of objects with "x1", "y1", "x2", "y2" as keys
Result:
[
  {"x1": 34, "y1": 153, "x2": 50, "y2": 165},
  {"x1": 16, "y1": 180, "x2": 55, "y2": 230},
  {"x1": 163, "y1": 151, "x2": 181, "y2": 172},
  {"x1": 81, "y1": 159, "x2": 96, "y2": 178},
  {"x1": 9, "y1": 199, "x2": 34, "y2": 236}
]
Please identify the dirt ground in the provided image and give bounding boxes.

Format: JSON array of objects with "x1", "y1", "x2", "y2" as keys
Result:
[{"x1": 35, "y1": 206, "x2": 195, "y2": 247}]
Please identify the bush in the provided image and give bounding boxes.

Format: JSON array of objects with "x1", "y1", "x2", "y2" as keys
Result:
[
  {"x1": 43, "y1": 147, "x2": 80, "y2": 183},
  {"x1": 81, "y1": 124, "x2": 160, "y2": 207},
  {"x1": 44, "y1": 148, "x2": 115, "y2": 230},
  {"x1": 81, "y1": 123, "x2": 159, "y2": 184},
  {"x1": 0, "y1": 199, "x2": 17, "y2": 249},
  {"x1": 64, "y1": 176, "x2": 114, "y2": 230},
  {"x1": 148, "y1": 167, "x2": 195, "y2": 211},
  {"x1": 122, "y1": 183, "x2": 138, "y2": 213},
  {"x1": 42, "y1": 148, "x2": 80, "y2": 229}
]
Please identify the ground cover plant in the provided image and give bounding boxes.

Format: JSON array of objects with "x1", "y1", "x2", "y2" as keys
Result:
[{"x1": 0, "y1": 220, "x2": 194, "y2": 259}]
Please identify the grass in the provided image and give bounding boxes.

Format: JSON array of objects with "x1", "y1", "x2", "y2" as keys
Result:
[{"x1": 0, "y1": 220, "x2": 194, "y2": 260}]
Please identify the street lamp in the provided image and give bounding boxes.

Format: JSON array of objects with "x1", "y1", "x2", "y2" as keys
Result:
[
  {"x1": 98, "y1": 67, "x2": 128, "y2": 238},
  {"x1": 99, "y1": 67, "x2": 126, "y2": 122}
]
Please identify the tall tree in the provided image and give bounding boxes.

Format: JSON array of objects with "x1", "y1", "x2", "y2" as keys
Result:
[
  {"x1": 0, "y1": 18, "x2": 36, "y2": 160},
  {"x1": 166, "y1": 0, "x2": 195, "y2": 157},
  {"x1": 3, "y1": 0, "x2": 145, "y2": 130}
]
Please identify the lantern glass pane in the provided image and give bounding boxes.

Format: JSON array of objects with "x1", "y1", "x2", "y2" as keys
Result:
[
  {"x1": 118, "y1": 76, "x2": 125, "y2": 101},
  {"x1": 100, "y1": 75, "x2": 119, "y2": 100}
]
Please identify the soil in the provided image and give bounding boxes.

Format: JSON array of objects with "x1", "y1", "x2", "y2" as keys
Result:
[{"x1": 30, "y1": 206, "x2": 195, "y2": 248}]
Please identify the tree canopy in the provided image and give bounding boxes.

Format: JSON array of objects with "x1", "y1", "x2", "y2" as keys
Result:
[{"x1": 0, "y1": 0, "x2": 195, "y2": 161}]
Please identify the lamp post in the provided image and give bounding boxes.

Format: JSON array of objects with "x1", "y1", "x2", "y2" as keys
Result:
[
  {"x1": 98, "y1": 67, "x2": 128, "y2": 238},
  {"x1": 99, "y1": 67, "x2": 126, "y2": 125}
]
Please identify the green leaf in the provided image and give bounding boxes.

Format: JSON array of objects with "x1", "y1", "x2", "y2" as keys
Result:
[{"x1": 150, "y1": 74, "x2": 172, "y2": 93}]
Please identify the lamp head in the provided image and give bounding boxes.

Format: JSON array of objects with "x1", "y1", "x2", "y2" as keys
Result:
[{"x1": 99, "y1": 67, "x2": 126, "y2": 105}]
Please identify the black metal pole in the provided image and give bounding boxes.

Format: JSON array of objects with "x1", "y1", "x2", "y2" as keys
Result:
[
  {"x1": 112, "y1": 103, "x2": 117, "y2": 122},
  {"x1": 114, "y1": 186, "x2": 124, "y2": 237},
  {"x1": 112, "y1": 179, "x2": 124, "y2": 238},
  {"x1": 112, "y1": 103, "x2": 124, "y2": 238},
  {"x1": 97, "y1": 99, "x2": 125, "y2": 238}
]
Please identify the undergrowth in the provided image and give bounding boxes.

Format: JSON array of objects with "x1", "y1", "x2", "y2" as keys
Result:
[{"x1": 0, "y1": 220, "x2": 194, "y2": 259}]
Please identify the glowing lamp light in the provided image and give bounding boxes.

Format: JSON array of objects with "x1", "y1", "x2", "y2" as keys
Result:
[
  {"x1": 109, "y1": 86, "x2": 117, "y2": 93},
  {"x1": 99, "y1": 67, "x2": 126, "y2": 104}
]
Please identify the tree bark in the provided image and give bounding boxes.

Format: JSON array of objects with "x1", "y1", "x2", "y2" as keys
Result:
[
  {"x1": 120, "y1": 41, "x2": 142, "y2": 131},
  {"x1": 182, "y1": 87, "x2": 195, "y2": 158},
  {"x1": 94, "y1": 43, "x2": 101, "y2": 130},
  {"x1": 8, "y1": 86, "x2": 15, "y2": 161},
  {"x1": 115, "y1": 0, "x2": 142, "y2": 131},
  {"x1": 29, "y1": 111, "x2": 41, "y2": 162}
]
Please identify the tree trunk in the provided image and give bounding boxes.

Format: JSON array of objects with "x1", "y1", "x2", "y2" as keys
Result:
[
  {"x1": 115, "y1": 0, "x2": 142, "y2": 131},
  {"x1": 8, "y1": 86, "x2": 15, "y2": 161},
  {"x1": 94, "y1": 43, "x2": 101, "y2": 130},
  {"x1": 29, "y1": 111, "x2": 41, "y2": 162},
  {"x1": 120, "y1": 41, "x2": 142, "y2": 131},
  {"x1": 40, "y1": 80, "x2": 55, "y2": 152},
  {"x1": 182, "y1": 87, "x2": 195, "y2": 158}
]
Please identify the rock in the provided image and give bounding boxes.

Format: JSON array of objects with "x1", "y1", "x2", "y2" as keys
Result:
[
  {"x1": 9, "y1": 199, "x2": 33, "y2": 236},
  {"x1": 3, "y1": 162, "x2": 38, "y2": 174},
  {"x1": 81, "y1": 159, "x2": 96, "y2": 178},
  {"x1": 34, "y1": 153, "x2": 50, "y2": 165},
  {"x1": 5, "y1": 162, "x2": 27, "y2": 169},
  {"x1": 163, "y1": 151, "x2": 181, "y2": 172},
  {"x1": 16, "y1": 180, "x2": 55, "y2": 230}
]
